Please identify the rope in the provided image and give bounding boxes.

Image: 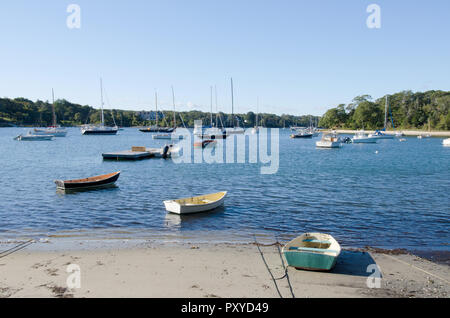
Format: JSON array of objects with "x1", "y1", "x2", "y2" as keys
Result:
[
  {"x1": 254, "y1": 235, "x2": 283, "y2": 298},
  {"x1": 0, "y1": 239, "x2": 35, "y2": 259},
  {"x1": 275, "y1": 239, "x2": 295, "y2": 298}
]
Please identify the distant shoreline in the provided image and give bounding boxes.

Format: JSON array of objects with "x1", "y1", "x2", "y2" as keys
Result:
[{"x1": 334, "y1": 129, "x2": 450, "y2": 137}]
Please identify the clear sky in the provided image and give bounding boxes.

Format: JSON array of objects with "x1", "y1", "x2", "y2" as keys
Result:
[{"x1": 0, "y1": 0, "x2": 449, "y2": 116}]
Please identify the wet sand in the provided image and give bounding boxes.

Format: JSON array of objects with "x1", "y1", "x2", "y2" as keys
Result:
[{"x1": 0, "y1": 241, "x2": 448, "y2": 298}]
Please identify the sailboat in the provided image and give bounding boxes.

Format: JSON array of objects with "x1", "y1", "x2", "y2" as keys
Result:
[
  {"x1": 368, "y1": 96, "x2": 394, "y2": 139},
  {"x1": 152, "y1": 87, "x2": 183, "y2": 139},
  {"x1": 81, "y1": 79, "x2": 118, "y2": 135},
  {"x1": 225, "y1": 78, "x2": 245, "y2": 135},
  {"x1": 251, "y1": 97, "x2": 262, "y2": 134},
  {"x1": 140, "y1": 91, "x2": 174, "y2": 133},
  {"x1": 195, "y1": 86, "x2": 227, "y2": 139},
  {"x1": 33, "y1": 89, "x2": 67, "y2": 137}
]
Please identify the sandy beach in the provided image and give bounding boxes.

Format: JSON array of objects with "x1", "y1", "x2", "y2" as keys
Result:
[{"x1": 1, "y1": 241, "x2": 448, "y2": 298}]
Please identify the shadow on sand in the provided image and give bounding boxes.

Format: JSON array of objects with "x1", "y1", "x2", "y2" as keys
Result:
[{"x1": 324, "y1": 250, "x2": 380, "y2": 277}]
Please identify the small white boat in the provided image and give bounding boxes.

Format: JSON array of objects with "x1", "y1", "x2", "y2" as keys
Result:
[
  {"x1": 399, "y1": 138, "x2": 406, "y2": 142},
  {"x1": 316, "y1": 132, "x2": 341, "y2": 148},
  {"x1": 351, "y1": 130, "x2": 377, "y2": 144},
  {"x1": 14, "y1": 132, "x2": 54, "y2": 141},
  {"x1": 163, "y1": 191, "x2": 227, "y2": 214},
  {"x1": 34, "y1": 127, "x2": 67, "y2": 137},
  {"x1": 443, "y1": 138, "x2": 450, "y2": 147},
  {"x1": 395, "y1": 131, "x2": 404, "y2": 137}
]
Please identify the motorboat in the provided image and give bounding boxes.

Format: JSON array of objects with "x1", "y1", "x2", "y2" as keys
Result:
[
  {"x1": 14, "y1": 132, "x2": 54, "y2": 141},
  {"x1": 351, "y1": 130, "x2": 377, "y2": 143},
  {"x1": 316, "y1": 132, "x2": 341, "y2": 148}
]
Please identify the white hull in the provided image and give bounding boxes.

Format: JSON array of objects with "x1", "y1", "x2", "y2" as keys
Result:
[
  {"x1": 443, "y1": 138, "x2": 450, "y2": 147},
  {"x1": 152, "y1": 134, "x2": 183, "y2": 140},
  {"x1": 34, "y1": 128, "x2": 67, "y2": 137},
  {"x1": 316, "y1": 140, "x2": 341, "y2": 148},
  {"x1": 352, "y1": 137, "x2": 377, "y2": 143},
  {"x1": 164, "y1": 191, "x2": 227, "y2": 215},
  {"x1": 368, "y1": 134, "x2": 394, "y2": 139},
  {"x1": 15, "y1": 134, "x2": 53, "y2": 141}
]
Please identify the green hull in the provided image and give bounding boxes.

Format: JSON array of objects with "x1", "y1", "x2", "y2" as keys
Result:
[{"x1": 283, "y1": 251, "x2": 337, "y2": 271}]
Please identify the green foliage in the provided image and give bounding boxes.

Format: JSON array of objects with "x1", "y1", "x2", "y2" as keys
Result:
[
  {"x1": 0, "y1": 97, "x2": 319, "y2": 128},
  {"x1": 319, "y1": 90, "x2": 450, "y2": 130}
]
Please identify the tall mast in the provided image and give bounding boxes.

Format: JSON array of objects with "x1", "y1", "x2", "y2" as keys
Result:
[
  {"x1": 256, "y1": 97, "x2": 259, "y2": 128},
  {"x1": 155, "y1": 91, "x2": 158, "y2": 128},
  {"x1": 231, "y1": 78, "x2": 234, "y2": 127},
  {"x1": 384, "y1": 95, "x2": 388, "y2": 130},
  {"x1": 51, "y1": 88, "x2": 56, "y2": 127},
  {"x1": 210, "y1": 86, "x2": 213, "y2": 127},
  {"x1": 171, "y1": 86, "x2": 176, "y2": 129},
  {"x1": 215, "y1": 85, "x2": 218, "y2": 128},
  {"x1": 100, "y1": 78, "x2": 104, "y2": 126}
]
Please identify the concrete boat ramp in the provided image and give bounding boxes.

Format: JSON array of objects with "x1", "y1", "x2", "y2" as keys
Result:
[{"x1": 102, "y1": 146, "x2": 177, "y2": 160}]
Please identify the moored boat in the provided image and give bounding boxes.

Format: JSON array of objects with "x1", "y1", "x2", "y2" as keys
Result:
[
  {"x1": 282, "y1": 233, "x2": 341, "y2": 271},
  {"x1": 194, "y1": 139, "x2": 217, "y2": 148},
  {"x1": 368, "y1": 130, "x2": 394, "y2": 139},
  {"x1": 14, "y1": 132, "x2": 54, "y2": 141},
  {"x1": 443, "y1": 138, "x2": 450, "y2": 147},
  {"x1": 54, "y1": 171, "x2": 120, "y2": 190},
  {"x1": 290, "y1": 129, "x2": 313, "y2": 139},
  {"x1": 163, "y1": 191, "x2": 227, "y2": 214},
  {"x1": 351, "y1": 130, "x2": 377, "y2": 144},
  {"x1": 316, "y1": 132, "x2": 341, "y2": 148}
]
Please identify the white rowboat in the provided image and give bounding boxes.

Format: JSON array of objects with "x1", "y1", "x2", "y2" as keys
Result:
[{"x1": 163, "y1": 191, "x2": 227, "y2": 214}]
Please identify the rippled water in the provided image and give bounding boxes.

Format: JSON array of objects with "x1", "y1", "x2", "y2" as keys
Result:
[{"x1": 0, "y1": 127, "x2": 449, "y2": 251}]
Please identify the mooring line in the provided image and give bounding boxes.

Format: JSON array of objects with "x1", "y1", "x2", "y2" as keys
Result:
[
  {"x1": 383, "y1": 254, "x2": 450, "y2": 285},
  {"x1": 254, "y1": 235, "x2": 295, "y2": 298},
  {"x1": 0, "y1": 239, "x2": 35, "y2": 259}
]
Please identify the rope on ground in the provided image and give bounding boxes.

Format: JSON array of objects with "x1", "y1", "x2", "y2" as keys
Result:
[
  {"x1": 253, "y1": 235, "x2": 295, "y2": 298},
  {"x1": 0, "y1": 239, "x2": 35, "y2": 259},
  {"x1": 275, "y1": 238, "x2": 295, "y2": 298},
  {"x1": 383, "y1": 253, "x2": 450, "y2": 285},
  {"x1": 254, "y1": 235, "x2": 283, "y2": 298}
]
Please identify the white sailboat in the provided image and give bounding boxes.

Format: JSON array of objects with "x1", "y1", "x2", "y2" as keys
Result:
[
  {"x1": 153, "y1": 86, "x2": 184, "y2": 139},
  {"x1": 368, "y1": 96, "x2": 394, "y2": 139},
  {"x1": 81, "y1": 79, "x2": 118, "y2": 135},
  {"x1": 225, "y1": 78, "x2": 245, "y2": 135},
  {"x1": 33, "y1": 89, "x2": 67, "y2": 137}
]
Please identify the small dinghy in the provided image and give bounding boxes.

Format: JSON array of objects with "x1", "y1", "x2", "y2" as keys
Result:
[
  {"x1": 163, "y1": 191, "x2": 227, "y2": 214},
  {"x1": 14, "y1": 133, "x2": 53, "y2": 141},
  {"x1": 282, "y1": 233, "x2": 341, "y2": 271},
  {"x1": 54, "y1": 171, "x2": 120, "y2": 190}
]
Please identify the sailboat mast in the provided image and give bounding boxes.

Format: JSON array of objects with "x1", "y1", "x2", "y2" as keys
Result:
[
  {"x1": 256, "y1": 97, "x2": 259, "y2": 128},
  {"x1": 215, "y1": 86, "x2": 218, "y2": 128},
  {"x1": 171, "y1": 86, "x2": 176, "y2": 129},
  {"x1": 210, "y1": 86, "x2": 213, "y2": 127},
  {"x1": 155, "y1": 91, "x2": 158, "y2": 128},
  {"x1": 385, "y1": 95, "x2": 388, "y2": 130},
  {"x1": 51, "y1": 88, "x2": 56, "y2": 127},
  {"x1": 231, "y1": 78, "x2": 234, "y2": 128},
  {"x1": 100, "y1": 78, "x2": 104, "y2": 126}
]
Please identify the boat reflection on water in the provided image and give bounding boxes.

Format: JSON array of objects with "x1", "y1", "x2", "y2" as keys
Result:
[
  {"x1": 56, "y1": 184, "x2": 119, "y2": 195},
  {"x1": 164, "y1": 205, "x2": 225, "y2": 229}
]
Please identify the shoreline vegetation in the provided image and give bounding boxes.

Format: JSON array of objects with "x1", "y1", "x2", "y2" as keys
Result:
[
  {"x1": 1, "y1": 89, "x2": 449, "y2": 131},
  {"x1": 0, "y1": 241, "x2": 448, "y2": 298}
]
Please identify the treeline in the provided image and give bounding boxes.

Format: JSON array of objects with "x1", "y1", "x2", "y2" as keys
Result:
[
  {"x1": 0, "y1": 97, "x2": 318, "y2": 128},
  {"x1": 319, "y1": 90, "x2": 450, "y2": 130}
]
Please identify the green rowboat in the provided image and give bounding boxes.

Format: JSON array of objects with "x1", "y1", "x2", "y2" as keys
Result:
[{"x1": 282, "y1": 233, "x2": 341, "y2": 271}]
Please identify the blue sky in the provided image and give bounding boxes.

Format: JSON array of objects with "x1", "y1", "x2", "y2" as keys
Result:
[{"x1": 0, "y1": 0, "x2": 449, "y2": 116}]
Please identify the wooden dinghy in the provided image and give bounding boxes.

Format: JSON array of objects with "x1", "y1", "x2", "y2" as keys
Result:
[
  {"x1": 54, "y1": 171, "x2": 120, "y2": 190},
  {"x1": 163, "y1": 191, "x2": 227, "y2": 214},
  {"x1": 282, "y1": 233, "x2": 341, "y2": 271}
]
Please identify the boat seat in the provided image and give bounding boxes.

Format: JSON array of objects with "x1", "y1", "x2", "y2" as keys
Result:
[
  {"x1": 288, "y1": 246, "x2": 338, "y2": 254},
  {"x1": 302, "y1": 239, "x2": 330, "y2": 244}
]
